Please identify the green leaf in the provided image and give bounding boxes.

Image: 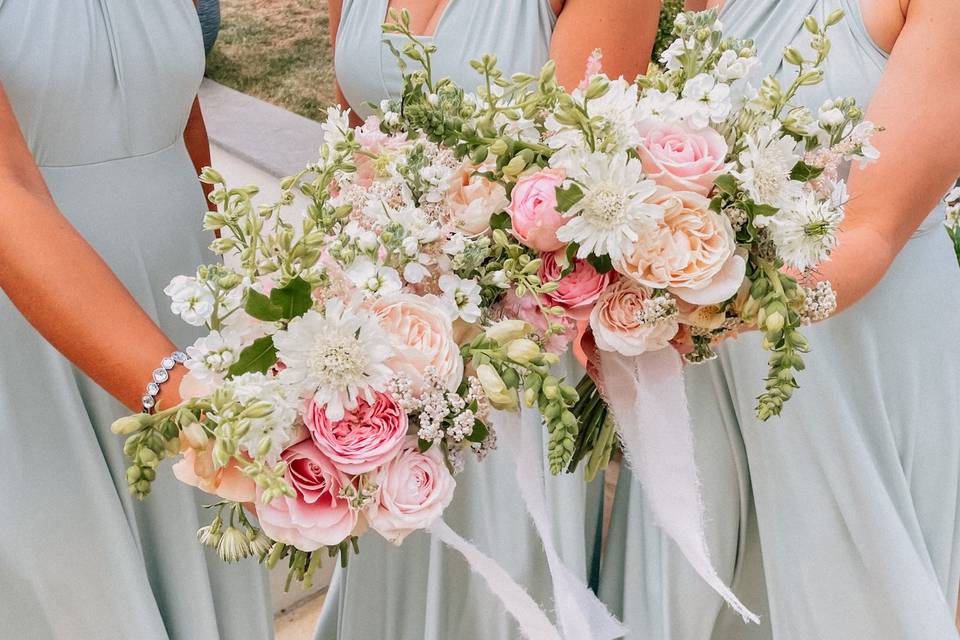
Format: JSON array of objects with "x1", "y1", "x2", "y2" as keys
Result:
[
  {"x1": 418, "y1": 438, "x2": 434, "y2": 453},
  {"x1": 586, "y1": 252, "x2": 614, "y2": 274},
  {"x1": 713, "y1": 173, "x2": 738, "y2": 196},
  {"x1": 243, "y1": 288, "x2": 284, "y2": 322},
  {"x1": 227, "y1": 336, "x2": 279, "y2": 377},
  {"x1": 555, "y1": 183, "x2": 584, "y2": 213},
  {"x1": 709, "y1": 196, "x2": 723, "y2": 214},
  {"x1": 789, "y1": 161, "x2": 824, "y2": 182},
  {"x1": 489, "y1": 211, "x2": 512, "y2": 232},
  {"x1": 270, "y1": 276, "x2": 313, "y2": 320},
  {"x1": 466, "y1": 420, "x2": 489, "y2": 443},
  {"x1": 744, "y1": 201, "x2": 780, "y2": 219}
]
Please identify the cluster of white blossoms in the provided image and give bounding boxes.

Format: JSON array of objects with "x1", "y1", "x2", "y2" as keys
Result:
[
  {"x1": 945, "y1": 186, "x2": 960, "y2": 230},
  {"x1": 799, "y1": 280, "x2": 838, "y2": 325},
  {"x1": 227, "y1": 372, "x2": 302, "y2": 464}
]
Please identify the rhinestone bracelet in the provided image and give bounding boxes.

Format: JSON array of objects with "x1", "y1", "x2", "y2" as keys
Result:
[{"x1": 141, "y1": 351, "x2": 188, "y2": 414}]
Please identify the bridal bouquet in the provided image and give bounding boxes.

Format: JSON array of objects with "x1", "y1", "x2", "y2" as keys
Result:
[{"x1": 946, "y1": 187, "x2": 960, "y2": 266}]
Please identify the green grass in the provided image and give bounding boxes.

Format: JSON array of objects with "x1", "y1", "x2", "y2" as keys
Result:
[
  {"x1": 206, "y1": 0, "x2": 684, "y2": 122},
  {"x1": 205, "y1": 0, "x2": 336, "y2": 121}
]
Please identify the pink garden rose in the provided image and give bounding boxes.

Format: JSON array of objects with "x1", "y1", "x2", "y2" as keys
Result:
[
  {"x1": 617, "y1": 190, "x2": 745, "y2": 306},
  {"x1": 589, "y1": 278, "x2": 679, "y2": 356},
  {"x1": 306, "y1": 391, "x2": 408, "y2": 474},
  {"x1": 371, "y1": 293, "x2": 464, "y2": 394},
  {"x1": 509, "y1": 169, "x2": 568, "y2": 252},
  {"x1": 255, "y1": 438, "x2": 358, "y2": 551},
  {"x1": 538, "y1": 250, "x2": 614, "y2": 321},
  {"x1": 636, "y1": 121, "x2": 728, "y2": 196},
  {"x1": 500, "y1": 289, "x2": 576, "y2": 354},
  {"x1": 446, "y1": 162, "x2": 509, "y2": 237},
  {"x1": 172, "y1": 445, "x2": 256, "y2": 503},
  {"x1": 367, "y1": 437, "x2": 456, "y2": 544}
]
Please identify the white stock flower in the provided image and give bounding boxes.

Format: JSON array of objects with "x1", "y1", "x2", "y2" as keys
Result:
[
  {"x1": 659, "y1": 37, "x2": 689, "y2": 71},
  {"x1": 678, "y1": 74, "x2": 732, "y2": 128},
  {"x1": 164, "y1": 275, "x2": 214, "y2": 327},
  {"x1": 555, "y1": 152, "x2": 664, "y2": 262},
  {"x1": 817, "y1": 100, "x2": 845, "y2": 128},
  {"x1": 714, "y1": 50, "x2": 759, "y2": 83},
  {"x1": 439, "y1": 274, "x2": 482, "y2": 323},
  {"x1": 547, "y1": 78, "x2": 642, "y2": 160},
  {"x1": 636, "y1": 88, "x2": 681, "y2": 122},
  {"x1": 846, "y1": 121, "x2": 880, "y2": 168},
  {"x1": 321, "y1": 106, "x2": 351, "y2": 148},
  {"x1": 228, "y1": 372, "x2": 301, "y2": 464},
  {"x1": 274, "y1": 298, "x2": 394, "y2": 421},
  {"x1": 732, "y1": 123, "x2": 804, "y2": 214},
  {"x1": 769, "y1": 186, "x2": 845, "y2": 272},
  {"x1": 346, "y1": 258, "x2": 402, "y2": 297}
]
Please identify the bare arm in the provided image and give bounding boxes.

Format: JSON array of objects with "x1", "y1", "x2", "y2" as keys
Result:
[
  {"x1": 685, "y1": 1, "x2": 710, "y2": 10},
  {"x1": 814, "y1": 0, "x2": 960, "y2": 312},
  {"x1": 550, "y1": 0, "x2": 663, "y2": 89},
  {"x1": 0, "y1": 85, "x2": 184, "y2": 410},
  {"x1": 184, "y1": 96, "x2": 215, "y2": 210}
]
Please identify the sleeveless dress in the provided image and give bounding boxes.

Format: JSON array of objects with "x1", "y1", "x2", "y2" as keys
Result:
[
  {"x1": 609, "y1": 1, "x2": 960, "y2": 638},
  {"x1": 0, "y1": 2, "x2": 272, "y2": 638},
  {"x1": 316, "y1": 2, "x2": 605, "y2": 639}
]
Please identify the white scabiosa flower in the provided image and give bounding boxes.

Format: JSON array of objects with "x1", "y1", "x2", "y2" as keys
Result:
[
  {"x1": 345, "y1": 257, "x2": 403, "y2": 297},
  {"x1": 732, "y1": 123, "x2": 804, "y2": 215},
  {"x1": 556, "y1": 152, "x2": 664, "y2": 262},
  {"x1": 274, "y1": 298, "x2": 394, "y2": 421},
  {"x1": 439, "y1": 274, "x2": 483, "y2": 323},
  {"x1": 164, "y1": 275, "x2": 214, "y2": 327},
  {"x1": 768, "y1": 186, "x2": 845, "y2": 272}
]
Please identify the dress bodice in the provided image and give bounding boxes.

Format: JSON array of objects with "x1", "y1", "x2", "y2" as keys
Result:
[
  {"x1": 0, "y1": 0, "x2": 204, "y2": 168},
  {"x1": 720, "y1": 0, "x2": 944, "y2": 235},
  {"x1": 335, "y1": 0, "x2": 557, "y2": 117}
]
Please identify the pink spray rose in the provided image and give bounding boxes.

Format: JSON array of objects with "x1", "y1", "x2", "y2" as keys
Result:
[
  {"x1": 446, "y1": 162, "x2": 509, "y2": 237},
  {"x1": 255, "y1": 438, "x2": 358, "y2": 551},
  {"x1": 589, "y1": 278, "x2": 679, "y2": 356},
  {"x1": 367, "y1": 437, "x2": 456, "y2": 544},
  {"x1": 306, "y1": 391, "x2": 408, "y2": 474},
  {"x1": 636, "y1": 121, "x2": 728, "y2": 196},
  {"x1": 617, "y1": 190, "x2": 745, "y2": 306},
  {"x1": 371, "y1": 293, "x2": 464, "y2": 395},
  {"x1": 538, "y1": 250, "x2": 614, "y2": 321},
  {"x1": 509, "y1": 169, "x2": 568, "y2": 252}
]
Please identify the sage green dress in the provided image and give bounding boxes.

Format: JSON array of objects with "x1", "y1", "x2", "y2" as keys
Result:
[
  {"x1": 603, "y1": 1, "x2": 960, "y2": 638},
  {"x1": 0, "y1": 2, "x2": 271, "y2": 638},
  {"x1": 316, "y1": 2, "x2": 605, "y2": 638}
]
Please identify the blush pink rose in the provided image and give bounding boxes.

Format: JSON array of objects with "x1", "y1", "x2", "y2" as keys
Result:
[
  {"x1": 371, "y1": 293, "x2": 464, "y2": 394},
  {"x1": 637, "y1": 121, "x2": 728, "y2": 196},
  {"x1": 509, "y1": 169, "x2": 568, "y2": 252},
  {"x1": 306, "y1": 391, "x2": 408, "y2": 474},
  {"x1": 617, "y1": 190, "x2": 745, "y2": 306},
  {"x1": 172, "y1": 446, "x2": 256, "y2": 503},
  {"x1": 367, "y1": 437, "x2": 456, "y2": 544},
  {"x1": 256, "y1": 438, "x2": 358, "y2": 551},
  {"x1": 589, "y1": 278, "x2": 679, "y2": 356},
  {"x1": 539, "y1": 250, "x2": 614, "y2": 321},
  {"x1": 446, "y1": 163, "x2": 509, "y2": 237},
  {"x1": 500, "y1": 289, "x2": 576, "y2": 354}
]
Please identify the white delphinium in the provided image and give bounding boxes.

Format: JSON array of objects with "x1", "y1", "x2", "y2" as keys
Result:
[
  {"x1": 274, "y1": 297, "x2": 394, "y2": 420},
  {"x1": 345, "y1": 257, "x2": 403, "y2": 297},
  {"x1": 732, "y1": 123, "x2": 804, "y2": 215},
  {"x1": 229, "y1": 372, "x2": 301, "y2": 463},
  {"x1": 678, "y1": 73, "x2": 732, "y2": 129},
  {"x1": 164, "y1": 275, "x2": 215, "y2": 327},
  {"x1": 555, "y1": 152, "x2": 664, "y2": 262},
  {"x1": 439, "y1": 274, "x2": 483, "y2": 323},
  {"x1": 768, "y1": 185, "x2": 845, "y2": 272},
  {"x1": 321, "y1": 106, "x2": 351, "y2": 148}
]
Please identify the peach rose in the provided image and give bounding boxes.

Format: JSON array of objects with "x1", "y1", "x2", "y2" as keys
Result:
[
  {"x1": 256, "y1": 438, "x2": 358, "y2": 551},
  {"x1": 618, "y1": 190, "x2": 745, "y2": 306},
  {"x1": 446, "y1": 162, "x2": 509, "y2": 236},
  {"x1": 371, "y1": 293, "x2": 464, "y2": 394},
  {"x1": 509, "y1": 169, "x2": 567, "y2": 252},
  {"x1": 306, "y1": 391, "x2": 408, "y2": 475},
  {"x1": 367, "y1": 437, "x2": 456, "y2": 544},
  {"x1": 637, "y1": 121, "x2": 728, "y2": 196},
  {"x1": 539, "y1": 250, "x2": 614, "y2": 320},
  {"x1": 172, "y1": 441, "x2": 256, "y2": 503},
  {"x1": 589, "y1": 278, "x2": 679, "y2": 356}
]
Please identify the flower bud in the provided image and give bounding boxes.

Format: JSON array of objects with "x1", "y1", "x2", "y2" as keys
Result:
[
  {"x1": 112, "y1": 413, "x2": 152, "y2": 435},
  {"x1": 825, "y1": 9, "x2": 845, "y2": 27},
  {"x1": 476, "y1": 364, "x2": 507, "y2": 396},
  {"x1": 783, "y1": 47, "x2": 804, "y2": 66},
  {"x1": 765, "y1": 310, "x2": 786, "y2": 333},
  {"x1": 489, "y1": 138, "x2": 509, "y2": 156},
  {"x1": 502, "y1": 155, "x2": 528, "y2": 177},
  {"x1": 506, "y1": 338, "x2": 541, "y2": 365},
  {"x1": 485, "y1": 319, "x2": 532, "y2": 344}
]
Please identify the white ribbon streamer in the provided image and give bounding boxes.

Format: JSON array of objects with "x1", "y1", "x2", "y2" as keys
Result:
[
  {"x1": 428, "y1": 519, "x2": 563, "y2": 640},
  {"x1": 597, "y1": 347, "x2": 759, "y2": 623},
  {"x1": 500, "y1": 415, "x2": 627, "y2": 640}
]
